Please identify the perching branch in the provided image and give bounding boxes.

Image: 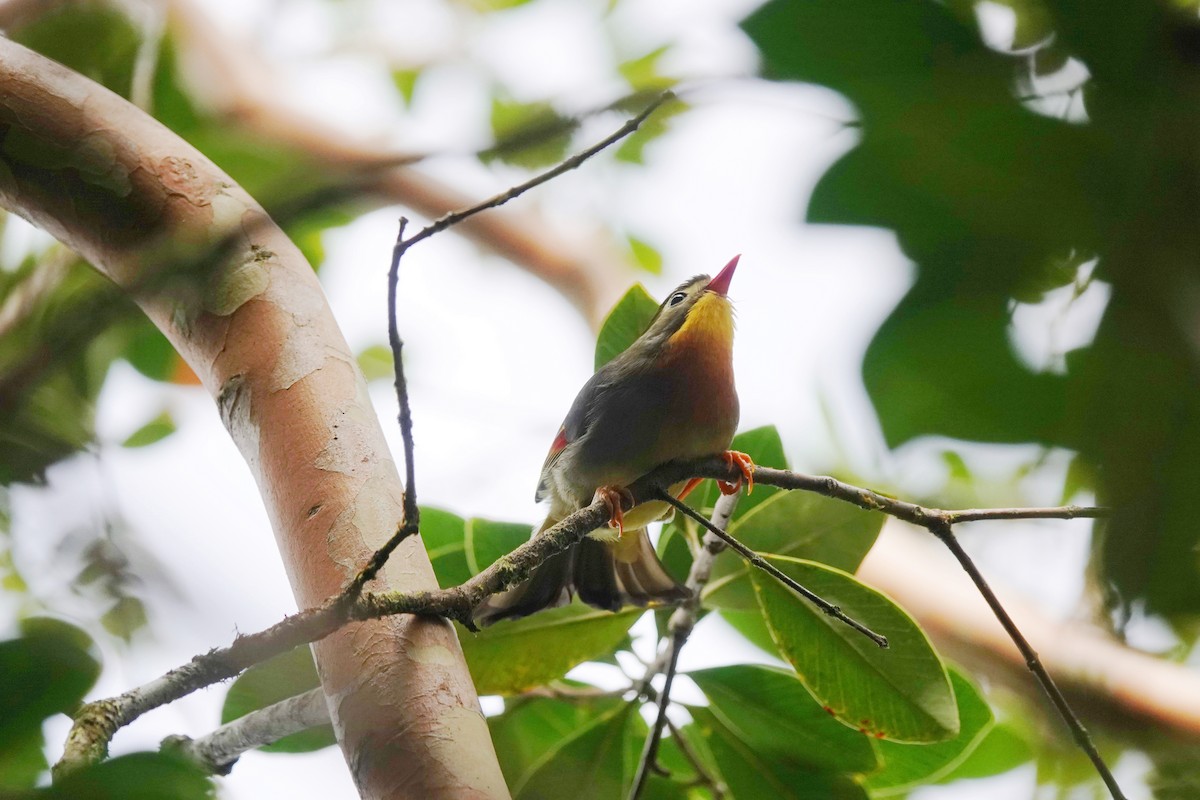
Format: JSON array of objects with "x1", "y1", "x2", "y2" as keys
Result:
[{"x1": 629, "y1": 491, "x2": 742, "y2": 800}]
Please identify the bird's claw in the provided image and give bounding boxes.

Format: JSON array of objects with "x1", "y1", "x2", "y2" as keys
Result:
[
  {"x1": 596, "y1": 486, "x2": 634, "y2": 536},
  {"x1": 718, "y1": 450, "x2": 755, "y2": 496}
]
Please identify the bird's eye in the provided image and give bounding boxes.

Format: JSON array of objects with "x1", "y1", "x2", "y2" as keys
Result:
[{"x1": 668, "y1": 292, "x2": 687, "y2": 307}]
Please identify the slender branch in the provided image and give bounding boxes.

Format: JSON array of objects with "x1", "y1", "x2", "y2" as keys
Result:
[
  {"x1": 664, "y1": 718, "x2": 726, "y2": 798},
  {"x1": 629, "y1": 630, "x2": 684, "y2": 798},
  {"x1": 629, "y1": 492, "x2": 742, "y2": 799},
  {"x1": 659, "y1": 490, "x2": 889, "y2": 648},
  {"x1": 161, "y1": 688, "x2": 328, "y2": 775},
  {"x1": 57, "y1": 455, "x2": 1114, "y2": 775},
  {"x1": 397, "y1": 91, "x2": 673, "y2": 253},
  {"x1": 927, "y1": 520, "x2": 1127, "y2": 800}
]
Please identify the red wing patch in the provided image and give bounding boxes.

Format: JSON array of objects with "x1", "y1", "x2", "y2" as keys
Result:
[{"x1": 548, "y1": 426, "x2": 568, "y2": 458}]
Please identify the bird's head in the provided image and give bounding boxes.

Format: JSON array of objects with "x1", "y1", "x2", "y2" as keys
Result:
[{"x1": 634, "y1": 255, "x2": 739, "y2": 356}]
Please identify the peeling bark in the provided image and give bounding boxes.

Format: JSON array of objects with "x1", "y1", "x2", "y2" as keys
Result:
[{"x1": 0, "y1": 38, "x2": 507, "y2": 799}]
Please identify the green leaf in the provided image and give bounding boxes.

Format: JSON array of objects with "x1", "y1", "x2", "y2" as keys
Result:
[
  {"x1": 121, "y1": 411, "x2": 175, "y2": 448},
  {"x1": 460, "y1": 605, "x2": 640, "y2": 695},
  {"x1": 466, "y1": 518, "x2": 532, "y2": 575},
  {"x1": 513, "y1": 703, "x2": 636, "y2": 799},
  {"x1": 0, "y1": 619, "x2": 100, "y2": 761},
  {"x1": 626, "y1": 235, "x2": 663, "y2": 275},
  {"x1": 618, "y1": 47, "x2": 677, "y2": 92},
  {"x1": 717, "y1": 608, "x2": 783, "y2": 659},
  {"x1": 46, "y1": 751, "x2": 215, "y2": 800},
  {"x1": 220, "y1": 646, "x2": 335, "y2": 754},
  {"x1": 99, "y1": 596, "x2": 148, "y2": 641},
  {"x1": 485, "y1": 97, "x2": 575, "y2": 170},
  {"x1": 867, "y1": 670, "x2": 994, "y2": 793},
  {"x1": 391, "y1": 68, "x2": 421, "y2": 106},
  {"x1": 703, "y1": 490, "x2": 884, "y2": 611},
  {"x1": 489, "y1": 692, "x2": 624, "y2": 789},
  {"x1": 13, "y1": 4, "x2": 141, "y2": 98},
  {"x1": 420, "y1": 507, "x2": 473, "y2": 589},
  {"x1": 615, "y1": 97, "x2": 687, "y2": 165},
  {"x1": 689, "y1": 664, "x2": 877, "y2": 774},
  {"x1": 122, "y1": 320, "x2": 178, "y2": 382},
  {"x1": 355, "y1": 344, "x2": 395, "y2": 382},
  {"x1": 753, "y1": 557, "x2": 958, "y2": 743},
  {"x1": 594, "y1": 284, "x2": 659, "y2": 370},
  {"x1": 935, "y1": 719, "x2": 1033, "y2": 783},
  {"x1": 688, "y1": 707, "x2": 869, "y2": 800}
]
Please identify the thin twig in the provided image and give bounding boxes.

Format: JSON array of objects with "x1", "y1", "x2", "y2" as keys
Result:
[
  {"x1": 927, "y1": 520, "x2": 1127, "y2": 800},
  {"x1": 664, "y1": 718, "x2": 726, "y2": 799},
  {"x1": 397, "y1": 91, "x2": 674, "y2": 253},
  {"x1": 629, "y1": 630, "x2": 684, "y2": 798},
  {"x1": 630, "y1": 492, "x2": 738, "y2": 800},
  {"x1": 657, "y1": 489, "x2": 889, "y2": 649}
]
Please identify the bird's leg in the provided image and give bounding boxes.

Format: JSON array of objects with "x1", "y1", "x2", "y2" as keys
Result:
[
  {"x1": 595, "y1": 486, "x2": 635, "y2": 536},
  {"x1": 718, "y1": 450, "x2": 756, "y2": 496}
]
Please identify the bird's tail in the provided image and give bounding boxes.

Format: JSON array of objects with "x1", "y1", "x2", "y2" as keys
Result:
[{"x1": 473, "y1": 519, "x2": 690, "y2": 626}]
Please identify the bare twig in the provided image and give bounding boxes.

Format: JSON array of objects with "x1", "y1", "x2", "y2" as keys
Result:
[
  {"x1": 397, "y1": 90, "x2": 673, "y2": 253},
  {"x1": 927, "y1": 520, "x2": 1126, "y2": 800},
  {"x1": 658, "y1": 489, "x2": 889, "y2": 648},
  {"x1": 629, "y1": 492, "x2": 739, "y2": 799}
]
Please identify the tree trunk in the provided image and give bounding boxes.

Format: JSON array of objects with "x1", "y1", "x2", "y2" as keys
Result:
[{"x1": 0, "y1": 39, "x2": 507, "y2": 799}]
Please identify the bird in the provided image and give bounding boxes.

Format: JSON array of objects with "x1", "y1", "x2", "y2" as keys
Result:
[{"x1": 474, "y1": 255, "x2": 753, "y2": 625}]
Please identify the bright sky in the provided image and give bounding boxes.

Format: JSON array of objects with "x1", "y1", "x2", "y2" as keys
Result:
[{"x1": 3, "y1": 0, "x2": 1134, "y2": 797}]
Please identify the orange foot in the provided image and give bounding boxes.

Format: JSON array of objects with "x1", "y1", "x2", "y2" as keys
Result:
[
  {"x1": 596, "y1": 486, "x2": 634, "y2": 536},
  {"x1": 718, "y1": 450, "x2": 756, "y2": 496}
]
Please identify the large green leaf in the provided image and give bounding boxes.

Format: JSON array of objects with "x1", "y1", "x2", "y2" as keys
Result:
[
  {"x1": 687, "y1": 707, "x2": 868, "y2": 800},
  {"x1": 461, "y1": 605, "x2": 640, "y2": 695},
  {"x1": 753, "y1": 557, "x2": 958, "y2": 743},
  {"x1": 44, "y1": 751, "x2": 214, "y2": 800},
  {"x1": 420, "y1": 507, "x2": 473, "y2": 589},
  {"x1": 689, "y1": 664, "x2": 877, "y2": 774},
  {"x1": 489, "y1": 693, "x2": 624, "y2": 790},
  {"x1": 594, "y1": 284, "x2": 659, "y2": 370},
  {"x1": 466, "y1": 518, "x2": 533, "y2": 575},
  {"x1": 0, "y1": 619, "x2": 100, "y2": 789},
  {"x1": 703, "y1": 489, "x2": 884, "y2": 611},
  {"x1": 220, "y1": 646, "x2": 334, "y2": 754},
  {"x1": 513, "y1": 703, "x2": 637, "y2": 799},
  {"x1": 867, "y1": 669, "x2": 993, "y2": 794}
]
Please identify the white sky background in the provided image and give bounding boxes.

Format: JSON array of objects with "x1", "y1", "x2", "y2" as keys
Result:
[{"x1": 2, "y1": 0, "x2": 1142, "y2": 797}]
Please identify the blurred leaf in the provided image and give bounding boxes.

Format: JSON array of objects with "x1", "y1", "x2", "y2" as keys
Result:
[
  {"x1": 46, "y1": 751, "x2": 215, "y2": 800},
  {"x1": 356, "y1": 344, "x2": 395, "y2": 382},
  {"x1": 689, "y1": 664, "x2": 877, "y2": 774},
  {"x1": 420, "y1": 507, "x2": 473, "y2": 589},
  {"x1": 122, "y1": 320, "x2": 178, "y2": 382},
  {"x1": 513, "y1": 703, "x2": 636, "y2": 798},
  {"x1": 626, "y1": 235, "x2": 663, "y2": 275},
  {"x1": 615, "y1": 97, "x2": 687, "y2": 165},
  {"x1": 460, "y1": 605, "x2": 639, "y2": 695},
  {"x1": 594, "y1": 284, "x2": 659, "y2": 370},
  {"x1": 688, "y1": 707, "x2": 869, "y2": 800},
  {"x1": 13, "y1": 3, "x2": 141, "y2": 98},
  {"x1": 489, "y1": 692, "x2": 623, "y2": 789},
  {"x1": 466, "y1": 518, "x2": 533, "y2": 575},
  {"x1": 618, "y1": 46, "x2": 677, "y2": 91},
  {"x1": 284, "y1": 204, "x2": 357, "y2": 270},
  {"x1": 935, "y1": 719, "x2": 1033, "y2": 784},
  {"x1": 391, "y1": 68, "x2": 421, "y2": 106},
  {"x1": 0, "y1": 619, "x2": 100, "y2": 785},
  {"x1": 221, "y1": 646, "x2": 335, "y2": 754},
  {"x1": 468, "y1": 0, "x2": 535, "y2": 10},
  {"x1": 866, "y1": 670, "x2": 993, "y2": 794},
  {"x1": 99, "y1": 595, "x2": 148, "y2": 642},
  {"x1": 121, "y1": 411, "x2": 175, "y2": 448},
  {"x1": 485, "y1": 97, "x2": 576, "y2": 170},
  {"x1": 703, "y1": 490, "x2": 884, "y2": 611},
  {"x1": 753, "y1": 557, "x2": 958, "y2": 743}
]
